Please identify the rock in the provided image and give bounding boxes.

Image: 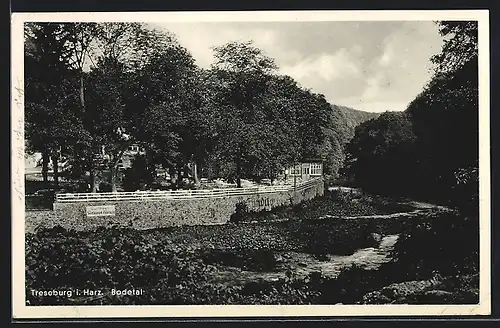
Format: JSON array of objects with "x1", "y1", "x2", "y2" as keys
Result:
[
  {"x1": 421, "y1": 289, "x2": 454, "y2": 302},
  {"x1": 371, "y1": 233, "x2": 382, "y2": 243},
  {"x1": 362, "y1": 292, "x2": 391, "y2": 304}
]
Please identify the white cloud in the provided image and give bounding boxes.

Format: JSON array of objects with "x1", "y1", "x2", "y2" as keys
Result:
[
  {"x1": 339, "y1": 98, "x2": 409, "y2": 113},
  {"x1": 281, "y1": 48, "x2": 360, "y2": 82},
  {"x1": 361, "y1": 75, "x2": 382, "y2": 100},
  {"x1": 378, "y1": 44, "x2": 394, "y2": 67},
  {"x1": 150, "y1": 23, "x2": 280, "y2": 69},
  {"x1": 147, "y1": 21, "x2": 443, "y2": 113}
]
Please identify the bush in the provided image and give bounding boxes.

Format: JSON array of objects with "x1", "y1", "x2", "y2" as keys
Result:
[
  {"x1": 230, "y1": 202, "x2": 249, "y2": 223},
  {"x1": 290, "y1": 219, "x2": 379, "y2": 256},
  {"x1": 25, "y1": 195, "x2": 53, "y2": 210},
  {"x1": 26, "y1": 208, "x2": 479, "y2": 305},
  {"x1": 99, "y1": 181, "x2": 112, "y2": 192},
  {"x1": 234, "y1": 190, "x2": 413, "y2": 225},
  {"x1": 390, "y1": 211, "x2": 479, "y2": 279},
  {"x1": 25, "y1": 226, "x2": 209, "y2": 305},
  {"x1": 200, "y1": 248, "x2": 277, "y2": 272},
  {"x1": 450, "y1": 167, "x2": 479, "y2": 216}
]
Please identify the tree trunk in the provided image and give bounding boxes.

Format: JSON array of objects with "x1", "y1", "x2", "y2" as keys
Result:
[
  {"x1": 236, "y1": 152, "x2": 242, "y2": 188},
  {"x1": 90, "y1": 156, "x2": 98, "y2": 193},
  {"x1": 193, "y1": 161, "x2": 200, "y2": 187},
  {"x1": 169, "y1": 169, "x2": 176, "y2": 188},
  {"x1": 110, "y1": 165, "x2": 118, "y2": 193},
  {"x1": 80, "y1": 74, "x2": 85, "y2": 111},
  {"x1": 81, "y1": 71, "x2": 96, "y2": 192},
  {"x1": 177, "y1": 166, "x2": 183, "y2": 188},
  {"x1": 41, "y1": 151, "x2": 49, "y2": 185},
  {"x1": 91, "y1": 172, "x2": 98, "y2": 192},
  {"x1": 52, "y1": 153, "x2": 59, "y2": 188}
]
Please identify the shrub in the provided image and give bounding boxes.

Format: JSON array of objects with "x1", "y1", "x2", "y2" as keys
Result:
[
  {"x1": 290, "y1": 219, "x2": 379, "y2": 256},
  {"x1": 229, "y1": 202, "x2": 249, "y2": 223},
  {"x1": 26, "y1": 208, "x2": 479, "y2": 305},
  {"x1": 390, "y1": 211, "x2": 479, "y2": 279},
  {"x1": 99, "y1": 181, "x2": 112, "y2": 192},
  {"x1": 200, "y1": 248, "x2": 277, "y2": 272}
]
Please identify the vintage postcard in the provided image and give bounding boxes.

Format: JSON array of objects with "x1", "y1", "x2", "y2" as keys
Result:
[{"x1": 11, "y1": 10, "x2": 490, "y2": 319}]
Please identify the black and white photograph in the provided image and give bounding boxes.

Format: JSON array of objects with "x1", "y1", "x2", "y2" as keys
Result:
[{"x1": 11, "y1": 10, "x2": 490, "y2": 318}]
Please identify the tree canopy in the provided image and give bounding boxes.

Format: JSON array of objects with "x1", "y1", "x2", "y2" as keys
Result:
[{"x1": 24, "y1": 25, "x2": 338, "y2": 191}]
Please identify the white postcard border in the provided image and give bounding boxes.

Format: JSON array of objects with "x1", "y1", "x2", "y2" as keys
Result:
[{"x1": 11, "y1": 9, "x2": 491, "y2": 319}]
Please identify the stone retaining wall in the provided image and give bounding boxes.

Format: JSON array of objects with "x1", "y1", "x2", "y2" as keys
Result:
[{"x1": 27, "y1": 179, "x2": 324, "y2": 232}]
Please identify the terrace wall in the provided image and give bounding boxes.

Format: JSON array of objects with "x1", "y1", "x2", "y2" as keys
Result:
[{"x1": 29, "y1": 178, "x2": 324, "y2": 232}]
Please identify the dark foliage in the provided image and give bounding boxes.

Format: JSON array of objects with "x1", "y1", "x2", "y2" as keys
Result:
[
  {"x1": 238, "y1": 190, "x2": 414, "y2": 224},
  {"x1": 26, "y1": 206, "x2": 477, "y2": 305},
  {"x1": 200, "y1": 248, "x2": 277, "y2": 272},
  {"x1": 229, "y1": 202, "x2": 250, "y2": 224}
]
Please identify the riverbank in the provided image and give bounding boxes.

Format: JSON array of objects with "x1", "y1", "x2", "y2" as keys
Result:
[{"x1": 25, "y1": 190, "x2": 478, "y2": 305}]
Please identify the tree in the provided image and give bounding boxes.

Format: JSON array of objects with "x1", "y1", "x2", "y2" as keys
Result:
[
  {"x1": 130, "y1": 35, "x2": 203, "y2": 188},
  {"x1": 24, "y1": 22, "x2": 101, "y2": 189},
  {"x1": 24, "y1": 23, "x2": 86, "y2": 187},
  {"x1": 345, "y1": 112, "x2": 417, "y2": 196},
  {"x1": 206, "y1": 43, "x2": 333, "y2": 185},
  {"x1": 344, "y1": 20, "x2": 479, "y2": 207},
  {"x1": 210, "y1": 41, "x2": 279, "y2": 187},
  {"x1": 60, "y1": 23, "x2": 183, "y2": 192},
  {"x1": 406, "y1": 20, "x2": 478, "y2": 203},
  {"x1": 323, "y1": 105, "x2": 380, "y2": 178},
  {"x1": 85, "y1": 56, "x2": 135, "y2": 192},
  {"x1": 186, "y1": 69, "x2": 220, "y2": 186},
  {"x1": 431, "y1": 21, "x2": 478, "y2": 74},
  {"x1": 122, "y1": 154, "x2": 155, "y2": 191}
]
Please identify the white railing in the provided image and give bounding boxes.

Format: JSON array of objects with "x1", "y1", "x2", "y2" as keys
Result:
[{"x1": 55, "y1": 178, "x2": 323, "y2": 203}]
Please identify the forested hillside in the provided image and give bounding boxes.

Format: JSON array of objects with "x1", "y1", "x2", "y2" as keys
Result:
[
  {"x1": 333, "y1": 105, "x2": 380, "y2": 143},
  {"x1": 319, "y1": 105, "x2": 379, "y2": 178}
]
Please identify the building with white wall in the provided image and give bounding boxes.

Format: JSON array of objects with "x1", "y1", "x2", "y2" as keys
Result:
[{"x1": 285, "y1": 159, "x2": 323, "y2": 181}]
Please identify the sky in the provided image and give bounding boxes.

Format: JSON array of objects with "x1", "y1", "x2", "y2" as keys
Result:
[{"x1": 148, "y1": 21, "x2": 444, "y2": 113}]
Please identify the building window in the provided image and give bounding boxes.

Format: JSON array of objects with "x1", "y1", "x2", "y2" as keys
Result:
[
  {"x1": 289, "y1": 165, "x2": 301, "y2": 176},
  {"x1": 310, "y1": 163, "x2": 322, "y2": 175},
  {"x1": 302, "y1": 166, "x2": 310, "y2": 175}
]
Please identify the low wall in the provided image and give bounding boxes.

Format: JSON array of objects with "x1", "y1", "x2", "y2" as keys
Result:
[{"x1": 28, "y1": 178, "x2": 324, "y2": 232}]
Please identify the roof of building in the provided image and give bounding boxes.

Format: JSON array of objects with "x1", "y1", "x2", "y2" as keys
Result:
[{"x1": 301, "y1": 157, "x2": 324, "y2": 163}]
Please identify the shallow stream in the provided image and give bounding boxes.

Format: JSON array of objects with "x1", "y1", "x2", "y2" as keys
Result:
[{"x1": 208, "y1": 234, "x2": 399, "y2": 285}]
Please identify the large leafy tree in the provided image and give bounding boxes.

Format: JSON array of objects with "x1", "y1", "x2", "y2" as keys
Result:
[
  {"x1": 207, "y1": 42, "x2": 333, "y2": 185},
  {"x1": 24, "y1": 23, "x2": 86, "y2": 187},
  {"x1": 431, "y1": 21, "x2": 478, "y2": 74},
  {"x1": 79, "y1": 23, "x2": 173, "y2": 191},
  {"x1": 407, "y1": 21, "x2": 478, "y2": 201},
  {"x1": 345, "y1": 112, "x2": 417, "y2": 195},
  {"x1": 209, "y1": 41, "x2": 279, "y2": 187},
  {"x1": 246, "y1": 74, "x2": 302, "y2": 182},
  {"x1": 25, "y1": 22, "x2": 189, "y2": 191},
  {"x1": 85, "y1": 56, "x2": 134, "y2": 192},
  {"x1": 129, "y1": 34, "x2": 204, "y2": 188}
]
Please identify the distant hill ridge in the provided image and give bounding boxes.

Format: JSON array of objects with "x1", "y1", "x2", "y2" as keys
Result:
[
  {"x1": 315, "y1": 104, "x2": 379, "y2": 177},
  {"x1": 331, "y1": 105, "x2": 380, "y2": 144}
]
